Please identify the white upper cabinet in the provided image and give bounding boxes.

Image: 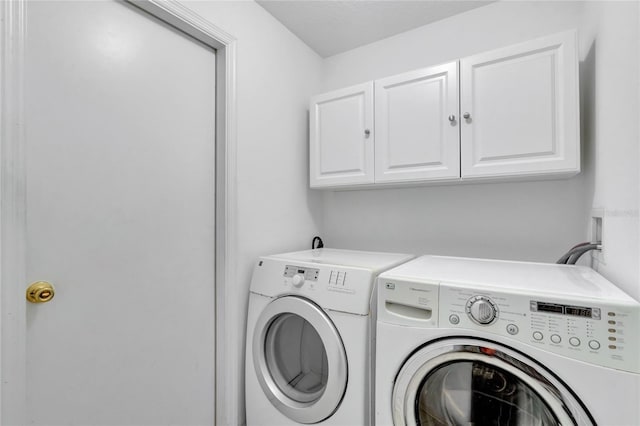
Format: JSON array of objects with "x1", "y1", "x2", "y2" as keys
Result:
[
  {"x1": 310, "y1": 82, "x2": 374, "y2": 188},
  {"x1": 460, "y1": 31, "x2": 579, "y2": 179},
  {"x1": 309, "y1": 30, "x2": 579, "y2": 189},
  {"x1": 375, "y1": 62, "x2": 460, "y2": 183}
]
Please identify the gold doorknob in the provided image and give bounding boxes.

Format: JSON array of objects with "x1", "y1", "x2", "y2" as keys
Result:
[{"x1": 26, "y1": 281, "x2": 55, "y2": 303}]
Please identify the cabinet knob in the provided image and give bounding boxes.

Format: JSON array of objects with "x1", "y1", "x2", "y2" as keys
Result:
[
  {"x1": 463, "y1": 112, "x2": 471, "y2": 119},
  {"x1": 448, "y1": 115, "x2": 456, "y2": 122},
  {"x1": 364, "y1": 129, "x2": 371, "y2": 138}
]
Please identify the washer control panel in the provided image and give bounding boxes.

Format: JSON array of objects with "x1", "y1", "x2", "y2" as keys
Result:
[{"x1": 439, "y1": 283, "x2": 640, "y2": 373}]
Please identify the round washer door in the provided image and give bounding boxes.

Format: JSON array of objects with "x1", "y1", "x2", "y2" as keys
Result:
[
  {"x1": 392, "y1": 338, "x2": 594, "y2": 426},
  {"x1": 253, "y1": 296, "x2": 348, "y2": 424}
]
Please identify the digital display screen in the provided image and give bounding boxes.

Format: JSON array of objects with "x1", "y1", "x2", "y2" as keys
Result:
[
  {"x1": 537, "y1": 302, "x2": 564, "y2": 314},
  {"x1": 565, "y1": 306, "x2": 592, "y2": 317},
  {"x1": 532, "y1": 301, "x2": 595, "y2": 318}
]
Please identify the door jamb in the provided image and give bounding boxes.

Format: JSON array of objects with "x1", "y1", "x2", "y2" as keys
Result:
[
  {"x1": 0, "y1": 0, "x2": 27, "y2": 423},
  {"x1": 0, "y1": 1, "x2": 238, "y2": 424}
]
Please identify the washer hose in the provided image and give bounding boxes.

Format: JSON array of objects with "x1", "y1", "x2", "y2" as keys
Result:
[{"x1": 556, "y1": 243, "x2": 601, "y2": 264}]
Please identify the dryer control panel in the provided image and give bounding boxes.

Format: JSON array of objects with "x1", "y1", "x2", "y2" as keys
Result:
[
  {"x1": 284, "y1": 265, "x2": 319, "y2": 288},
  {"x1": 282, "y1": 264, "x2": 356, "y2": 294},
  {"x1": 439, "y1": 283, "x2": 639, "y2": 374},
  {"x1": 250, "y1": 258, "x2": 376, "y2": 315}
]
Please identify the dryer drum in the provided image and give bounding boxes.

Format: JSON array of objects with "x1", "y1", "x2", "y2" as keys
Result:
[{"x1": 264, "y1": 312, "x2": 329, "y2": 403}]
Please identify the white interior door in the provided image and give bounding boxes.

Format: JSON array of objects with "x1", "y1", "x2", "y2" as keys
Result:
[{"x1": 23, "y1": 1, "x2": 216, "y2": 424}]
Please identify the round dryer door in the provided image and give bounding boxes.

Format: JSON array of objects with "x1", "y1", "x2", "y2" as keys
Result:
[
  {"x1": 392, "y1": 338, "x2": 595, "y2": 426},
  {"x1": 253, "y1": 296, "x2": 348, "y2": 424}
]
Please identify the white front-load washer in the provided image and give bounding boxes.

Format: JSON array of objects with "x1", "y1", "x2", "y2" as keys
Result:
[
  {"x1": 245, "y1": 248, "x2": 414, "y2": 425},
  {"x1": 374, "y1": 255, "x2": 640, "y2": 425}
]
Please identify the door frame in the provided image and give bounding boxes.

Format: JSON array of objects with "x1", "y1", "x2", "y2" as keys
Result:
[{"x1": 0, "y1": 1, "x2": 238, "y2": 424}]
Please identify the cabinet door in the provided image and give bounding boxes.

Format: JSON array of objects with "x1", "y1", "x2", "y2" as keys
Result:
[
  {"x1": 460, "y1": 31, "x2": 579, "y2": 179},
  {"x1": 310, "y1": 82, "x2": 374, "y2": 188},
  {"x1": 375, "y1": 62, "x2": 460, "y2": 183}
]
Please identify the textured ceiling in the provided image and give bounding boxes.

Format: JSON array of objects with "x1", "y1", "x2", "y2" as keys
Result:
[{"x1": 257, "y1": 1, "x2": 494, "y2": 57}]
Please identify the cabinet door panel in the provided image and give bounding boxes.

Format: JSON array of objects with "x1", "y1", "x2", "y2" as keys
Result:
[
  {"x1": 460, "y1": 31, "x2": 579, "y2": 178},
  {"x1": 375, "y1": 62, "x2": 460, "y2": 182},
  {"x1": 310, "y1": 83, "x2": 374, "y2": 187}
]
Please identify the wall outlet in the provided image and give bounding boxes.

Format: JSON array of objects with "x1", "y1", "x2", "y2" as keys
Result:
[{"x1": 591, "y1": 208, "x2": 604, "y2": 266}]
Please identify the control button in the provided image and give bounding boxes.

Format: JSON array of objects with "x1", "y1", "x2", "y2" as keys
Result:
[
  {"x1": 608, "y1": 337, "x2": 617, "y2": 341},
  {"x1": 569, "y1": 337, "x2": 581, "y2": 347},
  {"x1": 533, "y1": 331, "x2": 544, "y2": 341},
  {"x1": 506, "y1": 324, "x2": 519, "y2": 335},
  {"x1": 608, "y1": 320, "x2": 616, "y2": 325},
  {"x1": 385, "y1": 282, "x2": 395, "y2": 290},
  {"x1": 550, "y1": 334, "x2": 562, "y2": 344},
  {"x1": 292, "y1": 274, "x2": 305, "y2": 287},
  {"x1": 608, "y1": 312, "x2": 615, "y2": 317},
  {"x1": 449, "y1": 314, "x2": 460, "y2": 325},
  {"x1": 589, "y1": 340, "x2": 601, "y2": 350},
  {"x1": 608, "y1": 328, "x2": 616, "y2": 333},
  {"x1": 609, "y1": 345, "x2": 617, "y2": 350}
]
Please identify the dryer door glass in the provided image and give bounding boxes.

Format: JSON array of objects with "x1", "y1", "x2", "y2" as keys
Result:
[
  {"x1": 252, "y1": 296, "x2": 348, "y2": 424},
  {"x1": 416, "y1": 360, "x2": 557, "y2": 425},
  {"x1": 265, "y1": 313, "x2": 329, "y2": 403}
]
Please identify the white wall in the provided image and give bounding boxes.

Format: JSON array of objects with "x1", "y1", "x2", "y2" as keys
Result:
[
  {"x1": 580, "y1": 1, "x2": 640, "y2": 299},
  {"x1": 319, "y1": 1, "x2": 640, "y2": 299},
  {"x1": 180, "y1": 2, "x2": 324, "y2": 424},
  {"x1": 170, "y1": 1, "x2": 638, "y2": 423}
]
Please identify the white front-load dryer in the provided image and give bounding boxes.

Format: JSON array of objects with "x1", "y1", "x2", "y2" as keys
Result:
[
  {"x1": 245, "y1": 248, "x2": 414, "y2": 425},
  {"x1": 374, "y1": 255, "x2": 640, "y2": 425}
]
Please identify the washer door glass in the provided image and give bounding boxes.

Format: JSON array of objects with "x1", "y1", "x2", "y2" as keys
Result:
[
  {"x1": 253, "y1": 296, "x2": 348, "y2": 424},
  {"x1": 417, "y1": 360, "x2": 557, "y2": 425},
  {"x1": 265, "y1": 313, "x2": 329, "y2": 403},
  {"x1": 392, "y1": 339, "x2": 594, "y2": 426}
]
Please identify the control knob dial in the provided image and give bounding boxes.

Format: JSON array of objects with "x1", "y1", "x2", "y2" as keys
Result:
[
  {"x1": 466, "y1": 296, "x2": 498, "y2": 325},
  {"x1": 292, "y1": 274, "x2": 305, "y2": 287}
]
